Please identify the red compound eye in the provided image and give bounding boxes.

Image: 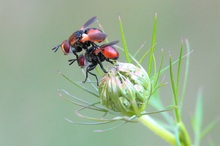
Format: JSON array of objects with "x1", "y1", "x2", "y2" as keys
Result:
[
  {"x1": 78, "y1": 54, "x2": 85, "y2": 67},
  {"x1": 61, "y1": 40, "x2": 71, "y2": 55}
]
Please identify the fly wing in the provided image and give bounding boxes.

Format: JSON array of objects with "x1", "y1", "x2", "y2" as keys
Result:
[
  {"x1": 80, "y1": 16, "x2": 97, "y2": 30},
  {"x1": 100, "y1": 40, "x2": 119, "y2": 48}
]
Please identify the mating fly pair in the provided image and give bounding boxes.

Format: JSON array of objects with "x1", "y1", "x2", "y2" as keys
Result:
[{"x1": 52, "y1": 16, "x2": 119, "y2": 85}]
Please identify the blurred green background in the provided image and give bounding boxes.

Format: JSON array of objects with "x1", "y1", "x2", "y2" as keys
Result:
[{"x1": 0, "y1": 0, "x2": 219, "y2": 145}]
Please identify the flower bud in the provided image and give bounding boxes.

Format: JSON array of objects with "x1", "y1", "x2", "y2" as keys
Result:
[{"x1": 98, "y1": 62, "x2": 151, "y2": 117}]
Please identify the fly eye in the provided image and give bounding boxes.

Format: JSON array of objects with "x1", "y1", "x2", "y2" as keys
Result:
[
  {"x1": 78, "y1": 55, "x2": 85, "y2": 67},
  {"x1": 61, "y1": 41, "x2": 70, "y2": 55}
]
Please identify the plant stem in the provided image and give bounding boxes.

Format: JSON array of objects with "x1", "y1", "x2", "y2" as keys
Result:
[
  {"x1": 138, "y1": 115, "x2": 177, "y2": 145},
  {"x1": 178, "y1": 122, "x2": 192, "y2": 146}
]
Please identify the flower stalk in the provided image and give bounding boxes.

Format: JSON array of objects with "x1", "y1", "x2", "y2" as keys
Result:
[{"x1": 138, "y1": 115, "x2": 177, "y2": 145}]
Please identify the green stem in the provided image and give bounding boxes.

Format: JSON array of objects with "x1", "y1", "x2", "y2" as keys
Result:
[
  {"x1": 138, "y1": 115, "x2": 177, "y2": 145},
  {"x1": 178, "y1": 122, "x2": 192, "y2": 146}
]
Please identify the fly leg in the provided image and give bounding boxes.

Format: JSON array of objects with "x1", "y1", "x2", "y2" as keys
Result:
[
  {"x1": 83, "y1": 62, "x2": 99, "y2": 86},
  {"x1": 96, "y1": 57, "x2": 107, "y2": 73},
  {"x1": 106, "y1": 58, "x2": 114, "y2": 65},
  {"x1": 68, "y1": 52, "x2": 79, "y2": 65}
]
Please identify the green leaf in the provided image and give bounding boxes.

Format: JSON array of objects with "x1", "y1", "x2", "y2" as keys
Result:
[
  {"x1": 59, "y1": 71, "x2": 99, "y2": 98},
  {"x1": 201, "y1": 118, "x2": 219, "y2": 139},
  {"x1": 139, "y1": 43, "x2": 155, "y2": 64},
  {"x1": 180, "y1": 39, "x2": 191, "y2": 110},
  {"x1": 193, "y1": 89, "x2": 203, "y2": 146},
  {"x1": 138, "y1": 47, "x2": 151, "y2": 64},
  {"x1": 153, "y1": 49, "x2": 164, "y2": 88},
  {"x1": 95, "y1": 67, "x2": 104, "y2": 76},
  {"x1": 174, "y1": 125, "x2": 181, "y2": 146},
  {"x1": 148, "y1": 13, "x2": 157, "y2": 76},
  {"x1": 176, "y1": 43, "x2": 183, "y2": 98},
  {"x1": 169, "y1": 54, "x2": 181, "y2": 122},
  {"x1": 160, "y1": 49, "x2": 193, "y2": 75},
  {"x1": 169, "y1": 55, "x2": 177, "y2": 105},
  {"x1": 118, "y1": 15, "x2": 131, "y2": 63},
  {"x1": 133, "y1": 41, "x2": 146, "y2": 58}
]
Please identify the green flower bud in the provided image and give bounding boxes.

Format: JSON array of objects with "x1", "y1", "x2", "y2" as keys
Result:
[{"x1": 99, "y1": 62, "x2": 151, "y2": 117}]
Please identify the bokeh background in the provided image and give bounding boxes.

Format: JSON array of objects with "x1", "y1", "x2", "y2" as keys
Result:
[{"x1": 0, "y1": 0, "x2": 219, "y2": 145}]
